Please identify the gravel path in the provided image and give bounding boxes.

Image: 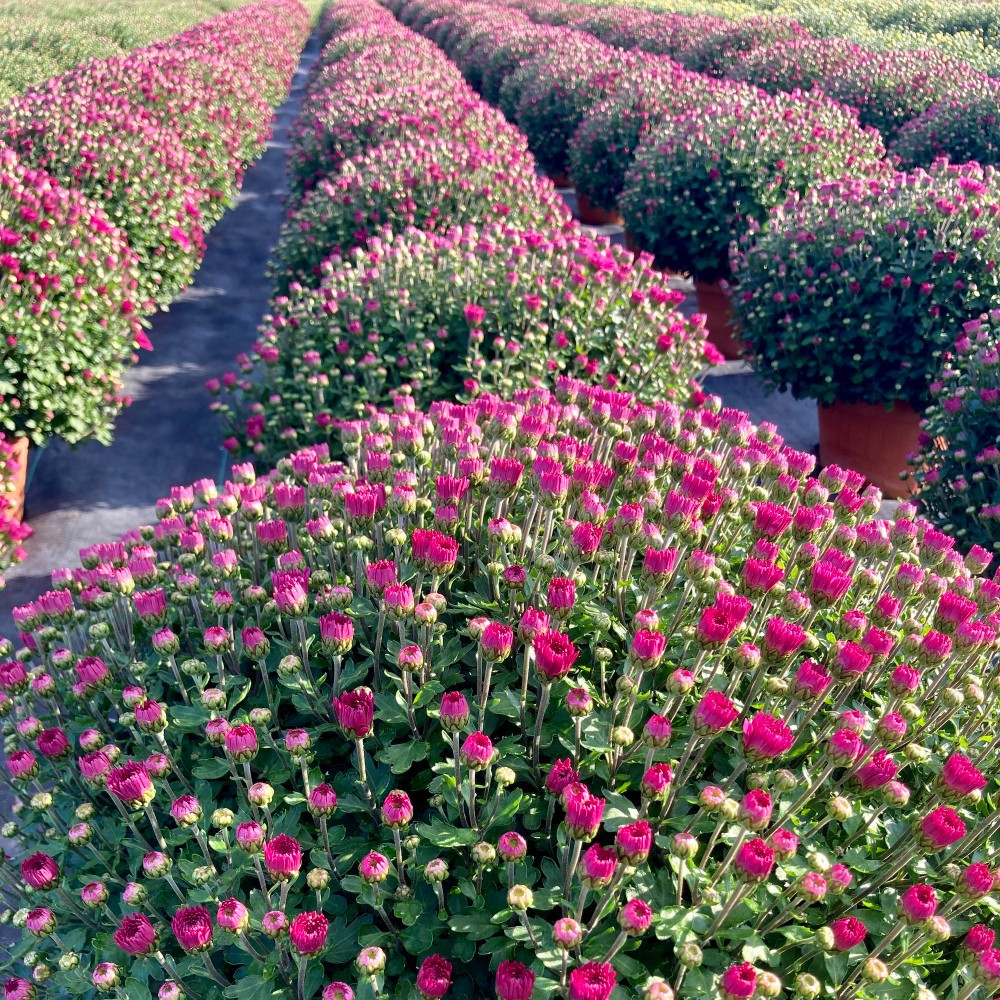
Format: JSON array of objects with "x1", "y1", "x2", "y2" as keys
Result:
[{"x1": 0, "y1": 37, "x2": 320, "y2": 639}]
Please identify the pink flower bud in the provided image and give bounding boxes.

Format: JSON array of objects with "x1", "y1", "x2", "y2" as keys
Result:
[
  {"x1": 734, "y1": 838, "x2": 775, "y2": 882},
  {"x1": 264, "y1": 834, "x2": 302, "y2": 882},
  {"x1": 216, "y1": 898, "x2": 250, "y2": 934},
  {"x1": 290, "y1": 911, "x2": 329, "y2": 957},
  {"x1": 720, "y1": 963, "x2": 756, "y2": 1000},
  {"x1": 236, "y1": 821, "x2": 265, "y2": 853},
  {"x1": 381, "y1": 790, "x2": 413, "y2": 828},
  {"x1": 20, "y1": 853, "x2": 59, "y2": 890},
  {"x1": 496, "y1": 960, "x2": 535, "y2": 1000},
  {"x1": 742, "y1": 712, "x2": 793, "y2": 762},
  {"x1": 461, "y1": 732, "x2": 494, "y2": 769},
  {"x1": 569, "y1": 962, "x2": 616, "y2": 1000},
  {"x1": 113, "y1": 913, "x2": 158, "y2": 956},
  {"x1": 308, "y1": 783, "x2": 338, "y2": 819},
  {"x1": 416, "y1": 955, "x2": 452, "y2": 999},
  {"x1": 360, "y1": 852, "x2": 390, "y2": 884}
]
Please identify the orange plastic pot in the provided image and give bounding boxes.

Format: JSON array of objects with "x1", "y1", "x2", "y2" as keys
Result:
[
  {"x1": 818, "y1": 400, "x2": 921, "y2": 499},
  {"x1": 576, "y1": 193, "x2": 622, "y2": 226},
  {"x1": 4, "y1": 437, "x2": 29, "y2": 523},
  {"x1": 694, "y1": 280, "x2": 742, "y2": 360}
]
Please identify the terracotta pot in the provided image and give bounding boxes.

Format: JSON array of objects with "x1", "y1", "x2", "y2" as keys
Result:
[
  {"x1": 818, "y1": 399, "x2": 921, "y2": 499},
  {"x1": 548, "y1": 172, "x2": 572, "y2": 189},
  {"x1": 3, "y1": 436, "x2": 29, "y2": 523},
  {"x1": 693, "y1": 280, "x2": 742, "y2": 360},
  {"x1": 624, "y1": 230, "x2": 641, "y2": 255},
  {"x1": 576, "y1": 193, "x2": 622, "y2": 226}
]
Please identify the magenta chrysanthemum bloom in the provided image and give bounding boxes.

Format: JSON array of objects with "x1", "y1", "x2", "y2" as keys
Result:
[
  {"x1": 643, "y1": 714, "x2": 672, "y2": 747},
  {"x1": 940, "y1": 754, "x2": 987, "y2": 800},
  {"x1": 460, "y1": 731, "x2": 494, "y2": 769},
  {"x1": 481, "y1": 622, "x2": 515, "y2": 662},
  {"x1": 692, "y1": 691, "x2": 738, "y2": 735},
  {"x1": 919, "y1": 806, "x2": 967, "y2": 850},
  {"x1": 224, "y1": 723, "x2": 258, "y2": 762},
  {"x1": 36, "y1": 727, "x2": 69, "y2": 759},
  {"x1": 308, "y1": 783, "x2": 338, "y2": 819},
  {"x1": 518, "y1": 608, "x2": 549, "y2": 641},
  {"x1": 106, "y1": 761, "x2": 155, "y2": 807},
  {"x1": 545, "y1": 759, "x2": 579, "y2": 796},
  {"x1": 720, "y1": 962, "x2": 757, "y2": 1000},
  {"x1": 3, "y1": 978, "x2": 36, "y2": 1000},
  {"x1": 20, "y1": 853, "x2": 59, "y2": 890},
  {"x1": 495, "y1": 960, "x2": 535, "y2": 1000},
  {"x1": 289, "y1": 911, "x2": 329, "y2": 957},
  {"x1": 738, "y1": 789, "x2": 773, "y2": 830},
  {"x1": 568, "y1": 961, "x2": 616, "y2": 1000},
  {"x1": 171, "y1": 905, "x2": 213, "y2": 953},
  {"x1": 630, "y1": 629, "x2": 666, "y2": 669},
  {"x1": 381, "y1": 790, "x2": 413, "y2": 828},
  {"x1": 619, "y1": 898, "x2": 653, "y2": 935},
  {"x1": 216, "y1": 898, "x2": 250, "y2": 934},
  {"x1": 580, "y1": 844, "x2": 617, "y2": 888},
  {"x1": 791, "y1": 659, "x2": 832, "y2": 700},
  {"x1": 769, "y1": 828, "x2": 799, "y2": 861},
  {"x1": 565, "y1": 791, "x2": 605, "y2": 841},
  {"x1": 236, "y1": 820, "x2": 265, "y2": 853},
  {"x1": 533, "y1": 630, "x2": 578, "y2": 681},
  {"x1": 264, "y1": 834, "x2": 302, "y2": 881},
  {"x1": 742, "y1": 712, "x2": 793, "y2": 761},
  {"x1": 641, "y1": 763, "x2": 672, "y2": 800},
  {"x1": 734, "y1": 838, "x2": 775, "y2": 883},
  {"x1": 416, "y1": 954, "x2": 453, "y2": 999},
  {"x1": 113, "y1": 913, "x2": 158, "y2": 956},
  {"x1": 827, "y1": 727, "x2": 864, "y2": 766},
  {"x1": 854, "y1": 749, "x2": 898, "y2": 790},
  {"x1": 828, "y1": 916, "x2": 867, "y2": 951},
  {"x1": 333, "y1": 687, "x2": 374, "y2": 739},
  {"x1": 615, "y1": 821, "x2": 652, "y2": 864},
  {"x1": 964, "y1": 925, "x2": 996, "y2": 957},
  {"x1": 961, "y1": 863, "x2": 996, "y2": 900},
  {"x1": 900, "y1": 884, "x2": 938, "y2": 923}
]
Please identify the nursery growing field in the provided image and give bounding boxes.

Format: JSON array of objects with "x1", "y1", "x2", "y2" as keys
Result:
[
  {"x1": 0, "y1": 0, "x2": 259, "y2": 101},
  {"x1": 2, "y1": 0, "x2": 1000, "y2": 997}
]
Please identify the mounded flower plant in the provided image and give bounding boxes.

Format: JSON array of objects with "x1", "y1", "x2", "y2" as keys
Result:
[
  {"x1": 215, "y1": 224, "x2": 713, "y2": 462},
  {"x1": 2, "y1": 382, "x2": 1000, "y2": 1000},
  {"x1": 909, "y1": 312, "x2": 1000, "y2": 552},
  {"x1": 620, "y1": 93, "x2": 886, "y2": 282},
  {"x1": 730, "y1": 160, "x2": 1000, "y2": 410}
]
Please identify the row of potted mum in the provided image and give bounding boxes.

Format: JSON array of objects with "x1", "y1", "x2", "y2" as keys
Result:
[
  {"x1": 211, "y1": 0, "x2": 717, "y2": 465},
  {"x1": 397, "y1": 0, "x2": 1000, "y2": 507},
  {"x1": 0, "y1": 0, "x2": 311, "y2": 530}
]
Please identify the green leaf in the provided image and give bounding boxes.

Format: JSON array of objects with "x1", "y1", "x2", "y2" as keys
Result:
[
  {"x1": 192, "y1": 757, "x2": 231, "y2": 780},
  {"x1": 416, "y1": 817, "x2": 480, "y2": 847},
  {"x1": 449, "y1": 909, "x2": 501, "y2": 940},
  {"x1": 224, "y1": 975, "x2": 281, "y2": 1000},
  {"x1": 378, "y1": 739, "x2": 428, "y2": 774}
]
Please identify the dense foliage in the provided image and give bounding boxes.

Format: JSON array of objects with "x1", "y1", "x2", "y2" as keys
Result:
[
  {"x1": 730, "y1": 161, "x2": 1000, "y2": 408},
  {"x1": 909, "y1": 313, "x2": 1000, "y2": 552}
]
